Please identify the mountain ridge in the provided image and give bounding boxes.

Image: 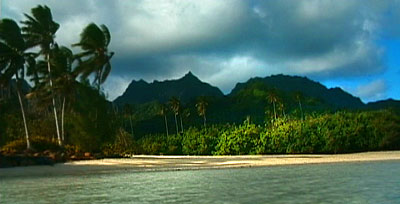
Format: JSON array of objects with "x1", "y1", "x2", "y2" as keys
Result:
[
  {"x1": 113, "y1": 72, "x2": 399, "y2": 111},
  {"x1": 114, "y1": 71, "x2": 224, "y2": 105},
  {"x1": 229, "y1": 74, "x2": 364, "y2": 109}
]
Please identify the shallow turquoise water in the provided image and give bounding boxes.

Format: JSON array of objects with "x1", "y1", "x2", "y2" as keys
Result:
[{"x1": 1, "y1": 161, "x2": 399, "y2": 203}]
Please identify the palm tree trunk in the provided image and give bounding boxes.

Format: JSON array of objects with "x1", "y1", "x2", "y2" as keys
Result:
[
  {"x1": 180, "y1": 114, "x2": 184, "y2": 133},
  {"x1": 16, "y1": 84, "x2": 30, "y2": 149},
  {"x1": 129, "y1": 115, "x2": 134, "y2": 137},
  {"x1": 0, "y1": 84, "x2": 3, "y2": 100},
  {"x1": 174, "y1": 114, "x2": 179, "y2": 135},
  {"x1": 273, "y1": 102, "x2": 277, "y2": 120},
  {"x1": 299, "y1": 100, "x2": 303, "y2": 122},
  {"x1": 8, "y1": 85, "x2": 11, "y2": 98},
  {"x1": 97, "y1": 70, "x2": 101, "y2": 93},
  {"x1": 61, "y1": 97, "x2": 66, "y2": 142},
  {"x1": 203, "y1": 114, "x2": 206, "y2": 128},
  {"x1": 164, "y1": 115, "x2": 169, "y2": 137},
  {"x1": 47, "y1": 55, "x2": 62, "y2": 146}
]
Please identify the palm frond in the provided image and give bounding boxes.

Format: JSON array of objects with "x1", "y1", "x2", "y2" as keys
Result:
[
  {"x1": 77, "y1": 23, "x2": 105, "y2": 50},
  {"x1": 100, "y1": 24, "x2": 111, "y2": 46},
  {"x1": 0, "y1": 19, "x2": 25, "y2": 50},
  {"x1": 100, "y1": 61, "x2": 111, "y2": 84}
]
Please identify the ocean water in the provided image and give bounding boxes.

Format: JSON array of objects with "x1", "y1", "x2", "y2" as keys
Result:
[{"x1": 1, "y1": 161, "x2": 399, "y2": 204}]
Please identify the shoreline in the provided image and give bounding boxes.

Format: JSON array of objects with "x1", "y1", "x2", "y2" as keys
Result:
[
  {"x1": 69, "y1": 151, "x2": 400, "y2": 168},
  {"x1": 1, "y1": 151, "x2": 400, "y2": 177}
]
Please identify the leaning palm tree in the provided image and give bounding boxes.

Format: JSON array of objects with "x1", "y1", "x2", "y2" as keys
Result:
[
  {"x1": 267, "y1": 90, "x2": 279, "y2": 120},
  {"x1": 0, "y1": 19, "x2": 35, "y2": 149},
  {"x1": 21, "y1": 5, "x2": 62, "y2": 146},
  {"x1": 73, "y1": 23, "x2": 114, "y2": 93},
  {"x1": 196, "y1": 97, "x2": 208, "y2": 128},
  {"x1": 169, "y1": 97, "x2": 181, "y2": 135},
  {"x1": 160, "y1": 104, "x2": 169, "y2": 137}
]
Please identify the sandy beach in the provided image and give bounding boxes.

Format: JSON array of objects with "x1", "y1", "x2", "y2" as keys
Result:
[
  {"x1": 1, "y1": 151, "x2": 400, "y2": 177},
  {"x1": 70, "y1": 151, "x2": 400, "y2": 169}
]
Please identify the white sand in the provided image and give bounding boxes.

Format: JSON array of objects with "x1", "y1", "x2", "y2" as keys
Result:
[
  {"x1": 1, "y1": 151, "x2": 399, "y2": 177},
  {"x1": 70, "y1": 151, "x2": 400, "y2": 169}
]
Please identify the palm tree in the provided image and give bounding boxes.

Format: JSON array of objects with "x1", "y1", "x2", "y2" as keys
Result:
[
  {"x1": 294, "y1": 92, "x2": 304, "y2": 121},
  {"x1": 279, "y1": 102, "x2": 286, "y2": 118},
  {"x1": 48, "y1": 46, "x2": 76, "y2": 142},
  {"x1": 57, "y1": 47, "x2": 76, "y2": 142},
  {"x1": 160, "y1": 104, "x2": 169, "y2": 137},
  {"x1": 73, "y1": 23, "x2": 113, "y2": 131},
  {"x1": 267, "y1": 90, "x2": 279, "y2": 120},
  {"x1": 180, "y1": 108, "x2": 191, "y2": 134},
  {"x1": 26, "y1": 45, "x2": 76, "y2": 143},
  {"x1": 169, "y1": 97, "x2": 180, "y2": 135},
  {"x1": 73, "y1": 23, "x2": 114, "y2": 93},
  {"x1": 21, "y1": 5, "x2": 62, "y2": 146},
  {"x1": 123, "y1": 104, "x2": 134, "y2": 137},
  {"x1": 0, "y1": 19, "x2": 35, "y2": 149},
  {"x1": 196, "y1": 97, "x2": 208, "y2": 128}
]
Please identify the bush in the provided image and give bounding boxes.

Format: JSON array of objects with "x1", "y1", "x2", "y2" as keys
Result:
[
  {"x1": 215, "y1": 120, "x2": 260, "y2": 155},
  {"x1": 1, "y1": 136, "x2": 62, "y2": 154},
  {"x1": 182, "y1": 126, "x2": 219, "y2": 155},
  {"x1": 102, "y1": 129, "x2": 135, "y2": 157},
  {"x1": 136, "y1": 133, "x2": 183, "y2": 155}
]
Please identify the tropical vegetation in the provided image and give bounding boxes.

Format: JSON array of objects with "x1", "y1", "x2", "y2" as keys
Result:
[{"x1": 1, "y1": 5, "x2": 400, "y2": 165}]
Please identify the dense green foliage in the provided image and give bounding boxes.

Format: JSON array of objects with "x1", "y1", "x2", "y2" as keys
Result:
[{"x1": 128, "y1": 110, "x2": 400, "y2": 155}]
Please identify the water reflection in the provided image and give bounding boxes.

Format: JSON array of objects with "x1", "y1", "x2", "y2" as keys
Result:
[{"x1": 1, "y1": 161, "x2": 399, "y2": 203}]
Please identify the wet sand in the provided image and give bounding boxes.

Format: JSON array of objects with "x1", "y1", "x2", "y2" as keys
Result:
[{"x1": 1, "y1": 151, "x2": 400, "y2": 177}]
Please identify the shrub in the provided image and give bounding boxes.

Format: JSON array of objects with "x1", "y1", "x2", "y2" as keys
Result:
[
  {"x1": 215, "y1": 120, "x2": 260, "y2": 155},
  {"x1": 182, "y1": 126, "x2": 219, "y2": 155},
  {"x1": 1, "y1": 136, "x2": 62, "y2": 154}
]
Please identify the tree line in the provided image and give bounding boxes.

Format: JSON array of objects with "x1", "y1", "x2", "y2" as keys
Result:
[{"x1": 126, "y1": 110, "x2": 400, "y2": 155}]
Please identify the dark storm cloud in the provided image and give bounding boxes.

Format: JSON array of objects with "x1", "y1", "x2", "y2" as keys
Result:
[{"x1": 4, "y1": 0, "x2": 400, "y2": 99}]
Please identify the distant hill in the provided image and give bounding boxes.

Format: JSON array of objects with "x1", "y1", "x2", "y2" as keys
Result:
[
  {"x1": 366, "y1": 99, "x2": 400, "y2": 110},
  {"x1": 114, "y1": 72, "x2": 224, "y2": 105},
  {"x1": 229, "y1": 74, "x2": 364, "y2": 109}
]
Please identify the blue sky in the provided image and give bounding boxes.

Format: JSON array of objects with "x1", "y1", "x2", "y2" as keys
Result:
[
  {"x1": 322, "y1": 38, "x2": 400, "y2": 102},
  {"x1": 2, "y1": 0, "x2": 399, "y2": 103}
]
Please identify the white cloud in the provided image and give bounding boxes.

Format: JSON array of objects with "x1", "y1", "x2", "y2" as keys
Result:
[
  {"x1": 3, "y1": 0, "x2": 399, "y2": 101},
  {"x1": 355, "y1": 79, "x2": 387, "y2": 102},
  {"x1": 285, "y1": 36, "x2": 384, "y2": 77},
  {"x1": 113, "y1": 0, "x2": 248, "y2": 56},
  {"x1": 102, "y1": 75, "x2": 132, "y2": 100}
]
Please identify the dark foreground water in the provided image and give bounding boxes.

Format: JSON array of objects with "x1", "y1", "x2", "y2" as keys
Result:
[{"x1": 1, "y1": 161, "x2": 399, "y2": 204}]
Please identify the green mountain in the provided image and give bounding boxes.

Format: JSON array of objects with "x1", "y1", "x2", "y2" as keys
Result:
[
  {"x1": 229, "y1": 74, "x2": 364, "y2": 109},
  {"x1": 114, "y1": 71, "x2": 224, "y2": 105},
  {"x1": 114, "y1": 73, "x2": 390, "y2": 136},
  {"x1": 366, "y1": 99, "x2": 400, "y2": 111}
]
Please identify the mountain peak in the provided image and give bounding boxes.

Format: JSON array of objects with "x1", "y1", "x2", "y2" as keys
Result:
[
  {"x1": 181, "y1": 71, "x2": 198, "y2": 80},
  {"x1": 114, "y1": 71, "x2": 223, "y2": 105}
]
